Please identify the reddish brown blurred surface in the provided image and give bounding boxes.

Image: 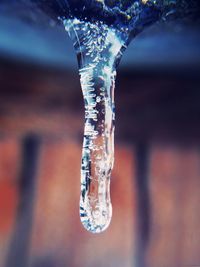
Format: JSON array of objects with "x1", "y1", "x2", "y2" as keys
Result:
[{"x1": 0, "y1": 59, "x2": 200, "y2": 267}]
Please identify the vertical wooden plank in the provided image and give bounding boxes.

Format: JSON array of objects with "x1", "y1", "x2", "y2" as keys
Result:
[
  {"x1": 177, "y1": 148, "x2": 200, "y2": 266},
  {"x1": 0, "y1": 138, "x2": 20, "y2": 267},
  {"x1": 147, "y1": 145, "x2": 200, "y2": 267},
  {"x1": 30, "y1": 140, "x2": 81, "y2": 267}
]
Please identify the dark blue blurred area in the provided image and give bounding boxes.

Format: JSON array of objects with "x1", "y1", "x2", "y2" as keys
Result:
[
  {"x1": 0, "y1": 0, "x2": 200, "y2": 70},
  {"x1": 0, "y1": 0, "x2": 200, "y2": 142}
]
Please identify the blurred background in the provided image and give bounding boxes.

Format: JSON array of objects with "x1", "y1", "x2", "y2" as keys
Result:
[{"x1": 0, "y1": 1, "x2": 200, "y2": 267}]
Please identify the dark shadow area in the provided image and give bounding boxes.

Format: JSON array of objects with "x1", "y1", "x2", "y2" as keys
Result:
[
  {"x1": 31, "y1": 257, "x2": 58, "y2": 267},
  {"x1": 134, "y1": 143, "x2": 150, "y2": 267},
  {"x1": 116, "y1": 67, "x2": 200, "y2": 145},
  {"x1": 5, "y1": 134, "x2": 41, "y2": 267}
]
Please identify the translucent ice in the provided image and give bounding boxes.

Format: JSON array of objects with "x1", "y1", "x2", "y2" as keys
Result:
[{"x1": 64, "y1": 18, "x2": 128, "y2": 233}]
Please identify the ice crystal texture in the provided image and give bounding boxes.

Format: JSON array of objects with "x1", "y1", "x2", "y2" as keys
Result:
[
  {"x1": 60, "y1": 0, "x2": 199, "y2": 234},
  {"x1": 62, "y1": 0, "x2": 166, "y2": 234},
  {"x1": 62, "y1": 0, "x2": 171, "y2": 234},
  {"x1": 64, "y1": 18, "x2": 127, "y2": 233}
]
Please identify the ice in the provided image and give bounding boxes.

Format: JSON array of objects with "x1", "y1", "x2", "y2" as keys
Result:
[{"x1": 64, "y1": 18, "x2": 127, "y2": 233}]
